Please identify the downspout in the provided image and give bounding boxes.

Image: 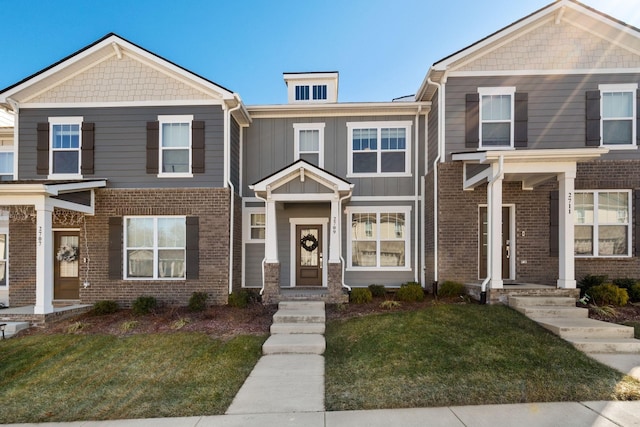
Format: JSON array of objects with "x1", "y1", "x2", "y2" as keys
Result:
[
  {"x1": 427, "y1": 76, "x2": 444, "y2": 290},
  {"x1": 480, "y1": 155, "x2": 504, "y2": 304},
  {"x1": 413, "y1": 105, "x2": 422, "y2": 284},
  {"x1": 338, "y1": 192, "x2": 352, "y2": 292},
  {"x1": 225, "y1": 94, "x2": 243, "y2": 294},
  {"x1": 6, "y1": 98, "x2": 19, "y2": 179},
  {"x1": 255, "y1": 192, "x2": 269, "y2": 296}
]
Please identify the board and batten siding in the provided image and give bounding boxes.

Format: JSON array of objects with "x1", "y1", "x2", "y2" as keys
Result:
[
  {"x1": 19, "y1": 106, "x2": 225, "y2": 187},
  {"x1": 444, "y1": 74, "x2": 640, "y2": 161},
  {"x1": 244, "y1": 243, "x2": 264, "y2": 288},
  {"x1": 230, "y1": 117, "x2": 241, "y2": 190},
  {"x1": 242, "y1": 115, "x2": 421, "y2": 198}
]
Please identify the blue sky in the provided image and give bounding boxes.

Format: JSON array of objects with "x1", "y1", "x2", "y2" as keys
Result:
[{"x1": 2, "y1": 0, "x2": 639, "y2": 105}]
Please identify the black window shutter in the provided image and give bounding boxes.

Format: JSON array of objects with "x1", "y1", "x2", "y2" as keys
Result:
[
  {"x1": 192, "y1": 121, "x2": 205, "y2": 174},
  {"x1": 81, "y1": 122, "x2": 95, "y2": 175},
  {"x1": 465, "y1": 93, "x2": 480, "y2": 148},
  {"x1": 585, "y1": 91, "x2": 601, "y2": 146},
  {"x1": 635, "y1": 190, "x2": 640, "y2": 256},
  {"x1": 146, "y1": 121, "x2": 159, "y2": 174},
  {"x1": 109, "y1": 217, "x2": 123, "y2": 280},
  {"x1": 514, "y1": 92, "x2": 528, "y2": 148},
  {"x1": 549, "y1": 190, "x2": 559, "y2": 257},
  {"x1": 37, "y1": 123, "x2": 49, "y2": 175},
  {"x1": 186, "y1": 217, "x2": 199, "y2": 279}
]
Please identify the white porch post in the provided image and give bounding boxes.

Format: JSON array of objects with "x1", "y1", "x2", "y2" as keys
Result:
[
  {"x1": 264, "y1": 199, "x2": 279, "y2": 263},
  {"x1": 34, "y1": 200, "x2": 54, "y2": 314},
  {"x1": 329, "y1": 198, "x2": 340, "y2": 263},
  {"x1": 557, "y1": 170, "x2": 576, "y2": 288},
  {"x1": 489, "y1": 166, "x2": 504, "y2": 289}
]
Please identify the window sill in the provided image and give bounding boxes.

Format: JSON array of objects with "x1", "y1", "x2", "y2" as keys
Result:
[
  {"x1": 601, "y1": 144, "x2": 637, "y2": 150},
  {"x1": 575, "y1": 255, "x2": 632, "y2": 259},
  {"x1": 245, "y1": 240, "x2": 265, "y2": 244},
  {"x1": 477, "y1": 146, "x2": 515, "y2": 151},
  {"x1": 123, "y1": 277, "x2": 187, "y2": 281},
  {"x1": 346, "y1": 267, "x2": 411, "y2": 272},
  {"x1": 157, "y1": 173, "x2": 194, "y2": 178},
  {"x1": 346, "y1": 172, "x2": 411, "y2": 179},
  {"x1": 48, "y1": 174, "x2": 83, "y2": 180}
]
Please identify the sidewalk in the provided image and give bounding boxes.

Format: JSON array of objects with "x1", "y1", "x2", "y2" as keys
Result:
[{"x1": 4, "y1": 401, "x2": 640, "y2": 426}]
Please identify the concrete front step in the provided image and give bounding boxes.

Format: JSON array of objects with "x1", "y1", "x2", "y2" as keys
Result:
[
  {"x1": 262, "y1": 334, "x2": 326, "y2": 355},
  {"x1": 509, "y1": 296, "x2": 577, "y2": 308},
  {"x1": 278, "y1": 301, "x2": 325, "y2": 310},
  {"x1": 1, "y1": 321, "x2": 30, "y2": 338},
  {"x1": 536, "y1": 318, "x2": 635, "y2": 339},
  {"x1": 513, "y1": 305, "x2": 589, "y2": 319},
  {"x1": 567, "y1": 338, "x2": 640, "y2": 354},
  {"x1": 273, "y1": 308, "x2": 325, "y2": 324},
  {"x1": 270, "y1": 322, "x2": 326, "y2": 334}
]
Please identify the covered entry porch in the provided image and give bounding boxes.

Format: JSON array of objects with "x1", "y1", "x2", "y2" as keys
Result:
[
  {"x1": 249, "y1": 160, "x2": 353, "y2": 304},
  {"x1": 452, "y1": 148, "x2": 607, "y2": 303},
  {"x1": 0, "y1": 180, "x2": 106, "y2": 315}
]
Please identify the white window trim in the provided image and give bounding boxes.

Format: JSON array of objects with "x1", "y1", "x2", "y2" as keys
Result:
[
  {"x1": 293, "y1": 123, "x2": 325, "y2": 168},
  {"x1": 599, "y1": 83, "x2": 638, "y2": 150},
  {"x1": 0, "y1": 147, "x2": 14, "y2": 180},
  {"x1": 478, "y1": 87, "x2": 516, "y2": 150},
  {"x1": 123, "y1": 216, "x2": 187, "y2": 280},
  {"x1": 0, "y1": 211, "x2": 9, "y2": 289},
  {"x1": 575, "y1": 190, "x2": 632, "y2": 258},
  {"x1": 157, "y1": 115, "x2": 194, "y2": 178},
  {"x1": 345, "y1": 205, "x2": 412, "y2": 271},
  {"x1": 347, "y1": 121, "x2": 412, "y2": 178},
  {"x1": 48, "y1": 116, "x2": 83, "y2": 179},
  {"x1": 244, "y1": 207, "x2": 266, "y2": 243}
]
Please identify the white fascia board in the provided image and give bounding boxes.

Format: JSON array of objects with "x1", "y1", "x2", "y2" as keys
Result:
[
  {"x1": 448, "y1": 68, "x2": 640, "y2": 77},
  {"x1": 45, "y1": 180, "x2": 107, "y2": 195},
  {"x1": 48, "y1": 197, "x2": 94, "y2": 214},
  {"x1": 247, "y1": 102, "x2": 430, "y2": 119},
  {"x1": 452, "y1": 148, "x2": 609, "y2": 164},
  {"x1": 252, "y1": 163, "x2": 352, "y2": 193},
  {"x1": 23, "y1": 100, "x2": 226, "y2": 109}
]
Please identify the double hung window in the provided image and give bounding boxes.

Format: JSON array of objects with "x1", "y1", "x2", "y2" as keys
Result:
[
  {"x1": 600, "y1": 84, "x2": 637, "y2": 147},
  {"x1": 159, "y1": 115, "x2": 192, "y2": 176},
  {"x1": 347, "y1": 121, "x2": 411, "y2": 176},
  {"x1": 50, "y1": 117, "x2": 82, "y2": 177},
  {"x1": 125, "y1": 216, "x2": 186, "y2": 279},
  {"x1": 479, "y1": 87, "x2": 515, "y2": 148},
  {"x1": 575, "y1": 190, "x2": 631, "y2": 257},
  {"x1": 294, "y1": 123, "x2": 325, "y2": 167}
]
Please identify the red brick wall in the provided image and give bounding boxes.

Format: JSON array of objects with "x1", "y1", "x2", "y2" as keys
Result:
[{"x1": 8, "y1": 214, "x2": 36, "y2": 306}]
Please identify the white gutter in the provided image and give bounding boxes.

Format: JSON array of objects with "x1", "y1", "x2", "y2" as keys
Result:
[
  {"x1": 338, "y1": 192, "x2": 352, "y2": 292},
  {"x1": 6, "y1": 98, "x2": 19, "y2": 179},
  {"x1": 413, "y1": 104, "x2": 422, "y2": 284},
  {"x1": 480, "y1": 155, "x2": 504, "y2": 301},
  {"x1": 225, "y1": 94, "x2": 243, "y2": 294}
]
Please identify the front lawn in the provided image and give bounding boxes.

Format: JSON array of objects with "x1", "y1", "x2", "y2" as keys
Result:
[
  {"x1": 325, "y1": 304, "x2": 640, "y2": 410},
  {"x1": 0, "y1": 333, "x2": 265, "y2": 423}
]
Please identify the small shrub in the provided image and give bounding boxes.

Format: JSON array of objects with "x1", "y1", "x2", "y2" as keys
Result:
[
  {"x1": 188, "y1": 292, "x2": 208, "y2": 312},
  {"x1": 438, "y1": 281, "x2": 465, "y2": 298},
  {"x1": 132, "y1": 296, "x2": 158, "y2": 316},
  {"x1": 578, "y1": 274, "x2": 607, "y2": 297},
  {"x1": 67, "y1": 321, "x2": 87, "y2": 334},
  {"x1": 91, "y1": 300, "x2": 118, "y2": 316},
  {"x1": 120, "y1": 320, "x2": 138, "y2": 332},
  {"x1": 172, "y1": 317, "x2": 190, "y2": 330},
  {"x1": 379, "y1": 300, "x2": 401, "y2": 310},
  {"x1": 350, "y1": 288, "x2": 373, "y2": 304},
  {"x1": 591, "y1": 304, "x2": 617, "y2": 318},
  {"x1": 589, "y1": 284, "x2": 629, "y2": 306},
  {"x1": 396, "y1": 282, "x2": 424, "y2": 302},
  {"x1": 629, "y1": 283, "x2": 640, "y2": 303},
  {"x1": 368, "y1": 284, "x2": 386, "y2": 298},
  {"x1": 613, "y1": 277, "x2": 636, "y2": 290},
  {"x1": 228, "y1": 290, "x2": 250, "y2": 308}
]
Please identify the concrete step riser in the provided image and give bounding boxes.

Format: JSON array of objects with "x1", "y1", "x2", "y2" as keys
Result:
[
  {"x1": 509, "y1": 297, "x2": 576, "y2": 308},
  {"x1": 1, "y1": 322, "x2": 30, "y2": 335},
  {"x1": 278, "y1": 301, "x2": 325, "y2": 310},
  {"x1": 273, "y1": 314, "x2": 325, "y2": 324},
  {"x1": 539, "y1": 324, "x2": 634, "y2": 339},
  {"x1": 262, "y1": 345, "x2": 326, "y2": 355},
  {"x1": 515, "y1": 307, "x2": 588, "y2": 318},
  {"x1": 270, "y1": 323, "x2": 326, "y2": 334},
  {"x1": 569, "y1": 341, "x2": 640, "y2": 354}
]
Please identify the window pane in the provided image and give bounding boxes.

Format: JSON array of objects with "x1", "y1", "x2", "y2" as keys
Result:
[
  {"x1": 380, "y1": 213, "x2": 405, "y2": 239},
  {"x1": 598, "y1": 192, "x2": 628, "y2": 223},
  {"x1": 299, "y1": 130, "x2": 319, "y2": 151},
  {"x1": 352, "y1": 241, "x2": 376, "y2": 267},
  {"x1": 127, "y1": 218, "x2": 153, "y2": 247},
  {"x1": 353, "y1": 152, "x2": 377, "y2": 173},
  {"x1": 251, "y1": 214, "x2": 265, "y2": 227},
  {"x1": 603, "y1": 92, "x2": 632, "y2": 118},
  {"x1": 575, "y1": 193, "x2": 594, "y2": 224},
  {"x1": 0, "y1": 234, "x2": 5, "y2": 259},
  {"x1": 381, "y1": 128, "x2": 406, "y2": 150},
  {"x1": 598, "y1": 225, "x2": 627, "y2": 255},
  {"x1": 158, "y1": 218, "x2": 186, "y2": 247},
  {"x1": 251, "y1": 228, "x2": 265, "y2": 239},
  {"x1": 0, "y1": 152, "x2": 13, "y2": 175},
  {"x1": 162, "y1": 123, "x2": 189, "y2": 147},
  {"x1": 482, "y1": 95, "x2": 511, "y2": 120},
  {"x1": 352, "y1": 129, "x2": 377, "y2": 151},
  {"x1": 381, "y1": 152, "x2": 405, "y2": 173},
  {"x1": 52, "y1": 151, "x2": 79, "y2": 174},
  {"x1": 380, "y1": 241, "x2": 405, "y2": 266},
  {"x1": 482, "y1": 123, "x2": 510, "y2": 146},
  {"x1": 603, "y1": 120, "x2": 632, "y2": 145},
  {"x1": 575, "y1": 226, "x2": 593, "y2": 255},
  {"x1": 300, "y1": 153, "x2": 319, "y2": 165},
  {"x1": 52, "y1": 124, "x2": 80, "y2": 149},
  {"x1": 162, "y1": 149, "x2": 189, "y2": 173},
  {"x1": 127, "y1": 249, "x2": 153, "y2": 277},
  {"x1": 352, "y1": 213, "x2": 376, "y2": 240},
  {"x1": 158, "y1": 249, "x2": 185, "y2": 278}
]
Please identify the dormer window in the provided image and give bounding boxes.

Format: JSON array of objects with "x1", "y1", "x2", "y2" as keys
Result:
[{"x1": 284, "y1": 72, "x2": 338, "y2": 104}]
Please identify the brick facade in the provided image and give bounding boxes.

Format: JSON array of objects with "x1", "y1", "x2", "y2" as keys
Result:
[{"x1": 9, "y1": 187, "x2": 235, "y2": 308}]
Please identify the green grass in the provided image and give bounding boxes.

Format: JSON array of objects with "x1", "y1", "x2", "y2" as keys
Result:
[
  {"x1": 0, "y1": 333, "x2": 265, "y2": 423},
  {"x1": 325, "y1": 304, "x2": 640, "y2": 411}
]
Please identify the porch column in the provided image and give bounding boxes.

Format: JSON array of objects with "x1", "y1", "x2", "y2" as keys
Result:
[
  {"x1": 329, "y1": 198, "x2": 341, "y2": 263},
  {"x1": 489, "y1": 167, "x2": 504, "y2": 289},
  {"x1": 557, "y1": 170, "x2": 576, "y2": 288},
  {"x1": 34, "y1": 200, "x2": 54, "y2": 314},
  {"x1": 264, "y1": 199, "x2": 278, "y2": 263}
]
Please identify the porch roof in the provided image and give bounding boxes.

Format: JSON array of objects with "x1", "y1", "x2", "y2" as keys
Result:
[{"x1": 0, "y1": 179, "x2": 107, "y2": 214}]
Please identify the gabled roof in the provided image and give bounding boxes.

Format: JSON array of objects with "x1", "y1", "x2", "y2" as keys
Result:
[
  {"x1": 0, "y1": 33, "x2": 251, "y2": 124},
  {"x1": 250, "y1": 159, "x2": 353, "y2": 195},
  {"x1": 417, "y1": 0, "x2": 640, "y2": 101}
]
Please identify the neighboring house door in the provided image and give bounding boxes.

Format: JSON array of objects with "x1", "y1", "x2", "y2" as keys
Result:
[
  {"x1": 479, "y1": 207, "x2": 512, "y2": 280},
  {"x1": 296, "y1": 225, "x2": 322, "y2": 286},
  {"x1": 54, "y1": 231, "x2": 80, "y2": 300}
]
